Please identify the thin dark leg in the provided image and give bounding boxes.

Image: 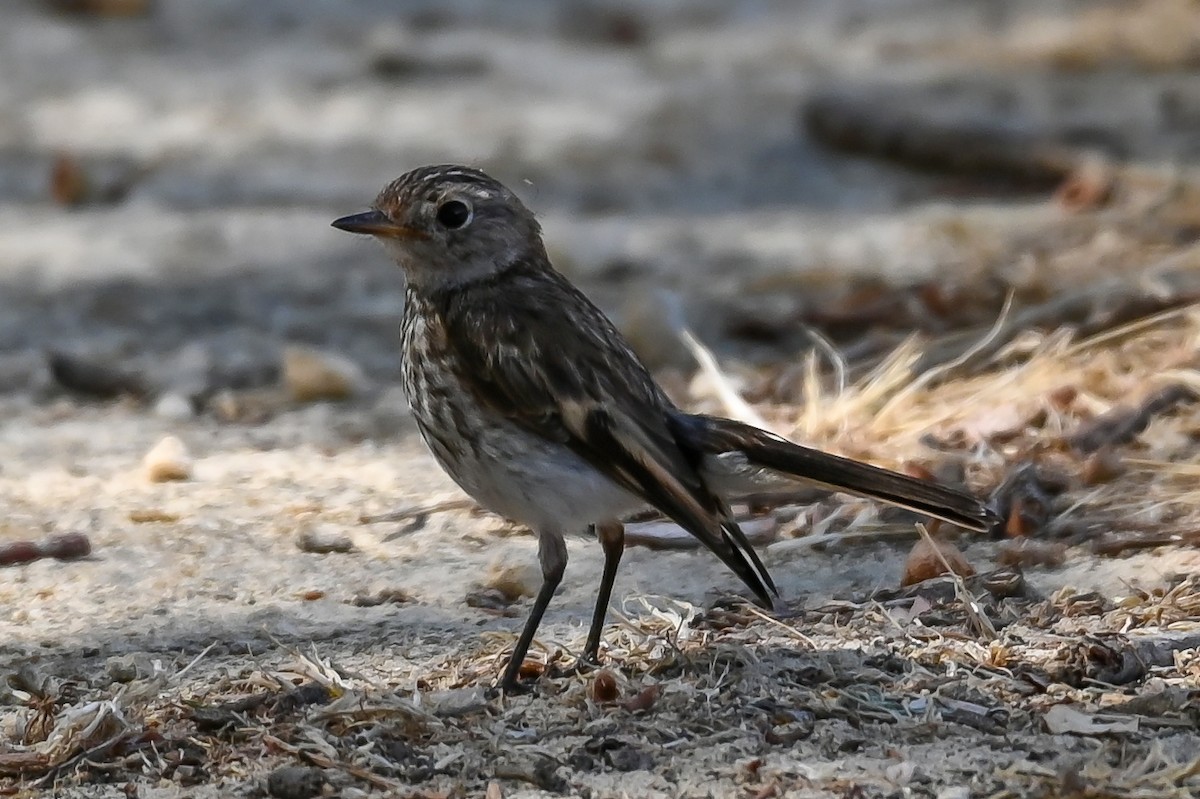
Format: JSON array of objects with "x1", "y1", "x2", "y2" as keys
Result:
[
  {"x1": 500, "y1": 531, "x2": 567, "y2": 693},
  {"x1": 583, "y1": 521, "x2": 625, "y2": 664}
]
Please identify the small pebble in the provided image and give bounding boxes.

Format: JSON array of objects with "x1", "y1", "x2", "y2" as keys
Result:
[
  {"x1": 465, "y1": 587, "x2": 514, "y2": 611},
  {"x1": 483, "y1": 561, "x2": 539, "y2": 602},
  {"x1": 996, "y1": 539, "x2": 1067, "y2": 569},
  {"x1": 767, "y1": 714, "x2": 816, "y2": 745},
  {"x1": 173, "y1": 764, "x2": 199, "y2": 784},
  {"x1": 105, "y1": 654, "x2": 152, "y2": 683},
  {"x1": 901, "y1": 537, "x2": 975, "y2": 586},
  {"x1": 0, "y1": 533, "x2": 91, "y2": 566},
  {"x1": 41, "y1": 533, "x2": 91, "y2": 560},
  {"x1": 49, "y1": 152, "x2": 87, "y2": 206},
  {"x1": 937, "y1": 787, "x2": 971, "y2": 799},
  {"x1": 207, "y1": 387, "x2": 287, "y2": 424},
  {"x1": 282, "y1": 345, "x2": 367, "y2": 403},
  {"x1": 589, "y1": 670, "x2": 620, "y2": 704},
  {"x1": 153, "y1": 392, "x2": 194, "y2": 420},
  {"x1": 426, "y1": 686, "x2": 488, "y2": 717},
  {"x1": 142, "y1": 435, "x2": 192, "y2": 482},
  {"x1": 296, "y1": 524, "x2": 354, "y2": 554},
  {"x1": 209, "y1": 389, "x2": 240, "y2": 422},
  {"x1": 621, "y1": 683, "x2": 661, "y2": 712},
  {"x1": 1081, "y1": 447, "x2": 1125, "y2": 485},
  {"x1": 351, "y1": 587, "x2": 414, "y2": 606},
  {"x1": 266, "y1": 766, "x2": 325, "y2": 799},
  {"x1": 0, "y1": 541, "x2": 41, "y2": 566}
]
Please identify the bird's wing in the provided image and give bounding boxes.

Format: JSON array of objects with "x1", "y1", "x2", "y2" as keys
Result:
[{"x1": 433, "y1": 263, "x2": 778, "y2": 606}]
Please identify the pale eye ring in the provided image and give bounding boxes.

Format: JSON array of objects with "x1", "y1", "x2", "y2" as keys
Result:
[{"x1": 435, "y1": 199, "x2": 472, "y2": 229}]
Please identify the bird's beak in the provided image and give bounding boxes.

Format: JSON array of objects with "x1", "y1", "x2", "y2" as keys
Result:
[{"x1": 331, "y1": 210, "x2": 427, "y2": 240}]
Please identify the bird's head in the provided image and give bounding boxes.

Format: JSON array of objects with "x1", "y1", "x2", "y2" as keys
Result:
[{"x1": 332, "y1": 164, "x2": 543, "y2": 291}]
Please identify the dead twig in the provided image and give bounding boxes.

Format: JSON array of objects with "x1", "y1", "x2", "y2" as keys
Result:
[
  {"x1": 1091, "y1": 528, "x2": 1200, "y2": 557},
  {"x1": 262, "y1": 733, "x2": 402, "y2": 791},
  {"x1": 680, "y1": 327, "x2": 776, "y2": 432},
  {"x1": 916, "y1": 523, "x2": 997, "y2": 641},
  {"x1": 32, "y1": 729, "x2": 132, "y2": 788},
  {"x1": 741, "y1": 604, "x2": 816, "y2": 648},
  {"x1": 876, "y1": 291, "x2": 1014, "y2": 423},
  {"x1": 624, "y1": 517, "x2": 777, "y2": 551},
  {"x1": 1069, "y1": 383, "x2": 1199, "y2": 454},
  {"x1": 358, "y1": 497, "x2": 476, "y2": 525}
]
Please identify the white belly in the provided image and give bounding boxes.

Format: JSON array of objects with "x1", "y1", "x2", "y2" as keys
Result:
[{"x1": 421, "y1": 414, "x2": 645, "y2": 535}]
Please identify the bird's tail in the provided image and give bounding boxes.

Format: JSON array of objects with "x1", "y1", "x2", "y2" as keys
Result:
[{"x1": 673, "y1": 413, "x2": 996, "y2": 532}]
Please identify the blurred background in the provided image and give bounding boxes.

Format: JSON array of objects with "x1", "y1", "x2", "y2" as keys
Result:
[{"x1": 4, "y1": 0, "x2": 1198, "y2": 395}]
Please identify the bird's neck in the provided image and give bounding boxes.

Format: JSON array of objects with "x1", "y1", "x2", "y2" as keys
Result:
[{"x1": 406, "y1": 247, "x2": 547, "y2": 298}]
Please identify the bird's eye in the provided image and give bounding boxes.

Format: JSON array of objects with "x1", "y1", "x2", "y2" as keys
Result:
[{"x1": 435, "y1": 199, "x2": 472, "y2": 229}]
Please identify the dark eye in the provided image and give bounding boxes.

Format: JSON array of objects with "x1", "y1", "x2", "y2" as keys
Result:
[{"x1": 436, "y1": 199, "x2": 472, "y2": 229}]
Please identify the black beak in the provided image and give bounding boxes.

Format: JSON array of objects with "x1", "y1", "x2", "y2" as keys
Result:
[{"x1": 331, "y1": 210, "x2": 427, "y2": 240}]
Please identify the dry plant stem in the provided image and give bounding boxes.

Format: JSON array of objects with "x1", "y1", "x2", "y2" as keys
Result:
[
  {"x1": 1069, "y1": 383, "x2": 1199, "y2": 454},
  {"x1": 358, "y1": 498, "x2": 476, "y2": 524},
  {"x1": 1092, "y1": 528, "x2": 1200, "y2": 556},
  {"x1": 801, "y1": 325, "x2": 847, "y2": 396},
  {"x1": 842, "y1": 257, "x2": 1200, "y2": 388},
  {"x1": 262, "y1": 734, "x2": 401, "y2": 791},
  {"x1": 781, "y1": 525, "x2": 922, "y2": 551},
  {"x1": 906, "y1": 274, "x2": 1200, "y2": 382},
  {"x1": 1063, "y1": 293, "x2": 1200, "y2": 357},
  {"x1": 174, "y1": 642, "x2": 218, "y2": 682},
  {"x1": 915, "y1": 523, "x2": 997, "y2": 641},
  {"x1": 32, "y1": 730, "x2": 131, "y2": 788},
  {"x1": 623, "y1": 517, "x2": 776, "y2": 551},
  {"x1": 627, "y1": 487, "x2": 830, "y2": 522},
  {"x1": 738, "y1": 488, "x2": 829, "y2": 510},
  {"x1": 875, "y1": 291, "x2": 1014, "y2": 423},
  {"x1": 741, "y1": 604, "x2": 816, "y2": 648},
  {"x1": 679, "y1": 327, "x2": 776, "y2": 432}
]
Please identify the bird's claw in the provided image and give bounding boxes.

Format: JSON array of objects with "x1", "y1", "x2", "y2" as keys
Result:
[{"x1": 490, "y1": 677, "x2": 538, "y2": 698}]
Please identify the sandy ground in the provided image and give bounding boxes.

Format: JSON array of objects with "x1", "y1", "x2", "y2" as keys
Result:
[{"x1": 3, "y1": 1, "x2": 1200, "y2": 797}]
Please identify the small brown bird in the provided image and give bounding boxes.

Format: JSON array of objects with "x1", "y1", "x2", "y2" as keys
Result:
[{"x1": 333, "y1": 165, "x2": 995, "y2": 693}]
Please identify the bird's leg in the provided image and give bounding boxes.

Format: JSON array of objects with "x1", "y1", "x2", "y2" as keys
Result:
[
  {"x1": 499, "y1": 530, "x2": 567, "y2": 694},
  {"x1": 583, "y1": 521, "x2": 625, "y2": 666}
]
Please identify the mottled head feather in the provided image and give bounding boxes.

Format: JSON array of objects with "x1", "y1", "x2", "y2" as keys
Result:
[{"x1": 357, "y1": 165, "x2": 544, "y2": 291}]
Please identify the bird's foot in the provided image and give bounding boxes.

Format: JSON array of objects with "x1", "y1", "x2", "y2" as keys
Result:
[
  {"x1": 490, "y1": 653, "x2": 608, "y2": 696},
  {"x1": 546, "y1": 652, "x2": 607, "y2": 680},
  {"x1": 486, "y1": 678, "x2": 539, "y2": 699},
  {"x1": 492, "y1": 657, "x2": 549, "y2": 697}
]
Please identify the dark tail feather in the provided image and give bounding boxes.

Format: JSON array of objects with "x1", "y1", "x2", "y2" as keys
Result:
[
  {"x1": 718, "y1": 518, "x2": 778, "y2": 606},
  {"x1": 580, "y1": 407, "x2": 777, "y2": 608},
  {"x1": 675, "y1": 414, "x2": 997, "y2": 533}
]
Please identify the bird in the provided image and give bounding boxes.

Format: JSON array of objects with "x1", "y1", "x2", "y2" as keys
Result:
[{"x1": 332, "y1": 164, "x2": 996, "y2": 693}]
